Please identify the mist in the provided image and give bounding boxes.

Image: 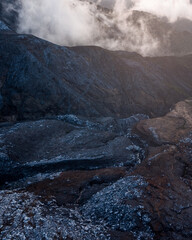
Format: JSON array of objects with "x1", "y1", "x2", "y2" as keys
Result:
[
  {"x1": 6, "y1": 0, "x2": 192, "y2": 56},
  {"x1": 133, "y1": 0, "x2": 192, "y2": 22}
]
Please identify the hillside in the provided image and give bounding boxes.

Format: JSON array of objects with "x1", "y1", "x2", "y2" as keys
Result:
[{"x1": 0, "y1": 2, "x2": 192, "y2": 240}]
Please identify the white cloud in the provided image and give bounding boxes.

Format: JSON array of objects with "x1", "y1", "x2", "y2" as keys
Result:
[
  {"x1": 133, "y1": 0, "x2": 192, "y2": 22},
  {"x1": 7, "y1": 0, "x2": 192, "y2": 56}
]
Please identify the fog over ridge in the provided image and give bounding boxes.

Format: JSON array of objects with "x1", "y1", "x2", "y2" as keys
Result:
[{"x1": 5, "y1": 0, "x2": 192, "y2": 56}]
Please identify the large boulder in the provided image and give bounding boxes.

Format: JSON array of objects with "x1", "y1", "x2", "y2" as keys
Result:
[{"x1": 135, "y1": 99, "x2": 192, "y2": 144}]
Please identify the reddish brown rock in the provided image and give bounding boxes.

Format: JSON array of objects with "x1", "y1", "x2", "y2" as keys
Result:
[
  {"x1": 27, "y1": 167, "x2": 127, "y2": 206},
  {"x1": 135, "y1": 99, "x2": 192, "y2": 144},
  {"x1": 131, "y1": 101, "x2": 192, "y2": 239},
  {"x1": 132, "y1": 144, "x2": 192, "y2": 239}
]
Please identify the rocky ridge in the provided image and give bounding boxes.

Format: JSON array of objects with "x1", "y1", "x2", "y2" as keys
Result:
[{"x1": 1, "y1": 33, "x2": 192, "y2": 121}]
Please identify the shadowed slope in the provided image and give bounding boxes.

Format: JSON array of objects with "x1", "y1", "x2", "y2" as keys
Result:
[{"x1": 1, "y1": 32, "x2": 192, "y2": 121}]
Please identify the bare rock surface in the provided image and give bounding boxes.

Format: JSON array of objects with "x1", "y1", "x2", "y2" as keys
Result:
[
  {"x1": 1, "y1": 32, "x2": 192, "y2": 120},
  {"x1": 78, "y1": 102, "x2": 192, "y2": 240},
  {"x1": 0, "y1": 190, "x2": 110, "y2": 240},
  {"x1": 1, "y1": 101, "x2": 191, "y2": 240},
  {"x1": 27, "y1": 168, "x2": 127, "y2": 206},
  {"x1": 0, "y1": 2, "x2": 192, "y2": 239},
  {"x1": 135, "y1": 99, "x2": 192, "y2": 144},
  {"x1": 0, "y1": 114, "x2": 147, "y2": 186},
  {"x1": 81, "y1": 175, "x2": 153, "y2": 239}
]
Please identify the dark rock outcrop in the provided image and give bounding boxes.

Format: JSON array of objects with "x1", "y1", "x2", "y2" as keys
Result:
[
  {"x1": 0, "y1": 0, "x2": 19, "y2": 31},
  {"x1": 0, "y1": 114, "x2": 147, "y2": 186}
]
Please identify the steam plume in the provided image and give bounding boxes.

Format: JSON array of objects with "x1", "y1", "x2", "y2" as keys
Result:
[
  {"x1": 133, "y1": 0, "x2": 192, "y2": 22},
  {"x1": 6, "y1": 0, "x2": 192, "y2": 56}
]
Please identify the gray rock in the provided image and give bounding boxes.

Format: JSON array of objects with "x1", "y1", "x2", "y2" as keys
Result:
[
  {"x1": 81, "y1": 175, "x2": 154, "y2": 239},
  {"x1": 1, "y1": 33, "x2": 192, "y2": 120},
  {"x1": 0, "y1": 114, "x2": 147, "y2": 186}
]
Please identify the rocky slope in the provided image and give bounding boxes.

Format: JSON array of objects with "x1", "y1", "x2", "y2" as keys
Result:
[
  {"x1": 1, "y1": 2, "x2": 192, "y2": 121},
  {"x1": 0, "y1": 3, "x2": 192, "y2": 240},
  {"x1": 0, "y1": 113, "x2": 147, "y2": 186},
  {"x1": 1, "y1": 31, "x2": 192, "y2": 121},
  {"x1": 0, "y1": 97, "x2": 192, "y2": 240}
]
